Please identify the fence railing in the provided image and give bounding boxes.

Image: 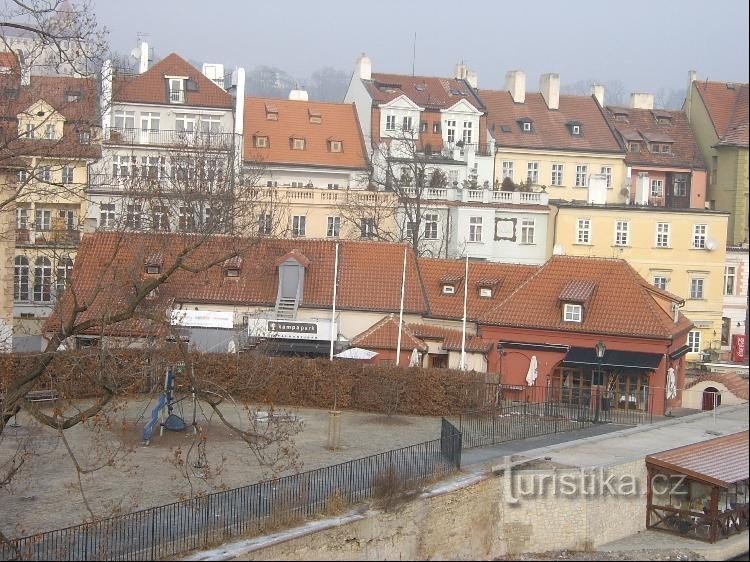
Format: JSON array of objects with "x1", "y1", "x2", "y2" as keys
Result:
[{"x1": 2, "y1": 424, "x2": 462, "y2": 561}]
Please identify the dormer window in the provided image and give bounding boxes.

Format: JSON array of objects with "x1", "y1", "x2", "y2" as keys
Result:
[
  {"x1": 661, "y1": 144, "x2": 671, "y2": 154},
  {"x1": 167, "y1": 77, "x2": 186, "y2": 104},
  {"x1": 442, "y1": 284, "x2": 455, "y2": 295},
  {"x1": 328, "y1": 140, "x2": 342, "y2": 153},
  {"x1": 265, "y1": 103, "x2": 278, "y2": 120},
  {"x1": 479, "y1": 287, "x2": 492, "y2": 298},
  {"x1": 519, "y1": 120, "x2": 533, "y2": 132},
  {"x1": 65, "y1": 90, "x2": 82, "y2": 102},
  {"x1": 77, "y1": 129, "x2": 90, "y2": 144},
  {"x1": 563, "y1": 303, "x2": 582, "y2": 322},
  {"x1": 572, "y1": 125, "x2": 580, "y2": 135},
  {"x1": 145, "y1": 252, "x2": 163, "y2": 275},
  {"x1": 225, "y1": 268, "x2": 240, "y2": 277},
  {"x1": 629, "y1": 142, "x2": 640, "y2": 153},
  {"x1": 291, "y1": 137, "x2": 305, "y2": 150},
  {"x1": 254, "y1": 135, "x2": 269, "y2": 148},
  {"x1": 145, "y1": 265, "x2": 160, "y2": 275},
  {"x1": 223, "y1": 256, "x2": 242, "y2": 277},
  {"x1": 308, "y1": 110, "x2": 322, "y2": 124}
]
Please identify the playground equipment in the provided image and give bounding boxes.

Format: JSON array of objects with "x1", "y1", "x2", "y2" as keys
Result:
[{"x1": 142, "y1": 364, "x2": 197, "y2": 445}]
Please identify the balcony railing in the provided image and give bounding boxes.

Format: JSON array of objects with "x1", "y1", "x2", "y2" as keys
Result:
[
  {"x1": 16, "y1": 228, "x2": 80, "y2": 246},
  {"x1": 104, "y1": 127, "x2": 236, "y2": 149},
  {"x1": 400, "y1": 187, "x2": 549, "y2": 205}
]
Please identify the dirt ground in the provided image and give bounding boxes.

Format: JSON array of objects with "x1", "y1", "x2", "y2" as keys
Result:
[
  {"x1": 495, "y1": 549, "x2": 706, "y2": 561},
  {"x1": 0, "y1": 397, "x2": 440, "y2": 538}
]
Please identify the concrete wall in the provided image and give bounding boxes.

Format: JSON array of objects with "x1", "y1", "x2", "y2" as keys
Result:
[{"x1": 228, "y1": 460, "x2": 648, "y2": 560}]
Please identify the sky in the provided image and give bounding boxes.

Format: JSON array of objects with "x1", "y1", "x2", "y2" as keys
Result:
[{"x1": 91, "y1": 0, "x2": 749, "y2": 94}]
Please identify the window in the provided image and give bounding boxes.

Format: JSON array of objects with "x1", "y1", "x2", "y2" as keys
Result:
[
  {"x1": 432, "y1": 122, "x2": 440, "y2": 134},
  {"x1": 420, "y1": 121, "x2": 427, "y2": 132},
  {"x1": 14, "y1": 256, "x2": 29, "y2": 301},
  {"x1": 113, "y1": 155, "x2": 133, "y2": 177},
  {"x1": 446, "y1": 120, "x2": 456, "y2": 143},
  {"x1": 402, "y1": 116, "x2": 412, "y2": 132},
  {"x1": 469, "y1": 216, "x2": 482, "y2": 242},
  {"x1": 199, "y1": 115, "x2": 221, "y2": 133},
  {"x1": 462, "y1": 121, "x2": 473, "y2": 144},
  {"x1": 650, "y1": 179, "x2": 664, "y2": 197},
  {"x1": 724, "y1": 266, "x2": 736, "y2": 296},
  {"x1": 35, "y1": 209, "x2": 51, "y2": 231},
  {"x1": 600, "y1": 166, "x2": 612, "y2": 188},
  {"x1": 448, "y1": 169, "x2": 459, "y2": 186},
  {"x1": 327, "y1": 183, "x2": 340, "y2": 189},
  {"x1": 575, "y1": 165, "x2": 588, "y2": 187},
  {"x1": 405, "y1": 221, "x2": 417, "y2": 241},
  {"x1": 656, "y1": 223, "x2": 670, "y2": 248},
  {"x1": 661, "y1": 144, "x2": 671, "y2": 153},
  {"x1": 693, "y1": 224, "x2": 707, "y2": 249},
  {"x1": 521, "y1": 219, "x2": 535, "y2": 244},
  {"x1": 254, "y1": 135, "x2": 268, "y2": 148},
  {"x1": 653, "y1": 276, "x2": 668, "y2": 291},
  {"x1": 175, "y1": 113, "x2": 196, "y2": 132},
  {"x1": 145, "y1": 265, "x2": 160, "y2": 275},
  {"x1": 576, "y1": 219, "x2": 591, "y2": 244},
  {"x1": 501, "y1": 161, "x2": 514, "y2": 181},
  {"x1": 673, "y1": 174, "x2": 688, "y2": 197},
  {"x1": 526, "y1": 162, "x2": 539, "y2": 184},
  {"x1": 77, "y1": 129, "x2": 90, "y2": 144},
  {"x1": 39, "y1": 166, "x2": 51, "y2": 182},
  {"x1": 442, "y1": 284, "x2": 455, "y2": 295},
  {"x1": 99, "y1": 204, "x2": 115, "y2": 228},
  {"x1": 33, "y1": 256, "x2": 52, "y2": 302},
  {"x1": 563, "y1": 303, "x2": 582, "y2": 322},
  {"x1": 629, "y1": 142, "x2": 640, "y2": 153},
  {"x1": 44, "y1": 123, "x2": 56, "y2": 139},
  {"x1": 140, "y1": 156, "x2": 162, "y2": 179},
  {"x1": 551, "y1": 164, "x2": 563, "y2": 186},
  {"x1": 424, "y1": 213, "x2": 438, "y2": 240},
  {"x1": 292, "y1": 215, "x2": 306, "y2": 237},
  {"x1": 571, "y1": 125, "x2": 581, "y2": 135},
  {"x1": 328, "y1": 140, "x2": 342, "y2": 153},
  {"x1": 386, "y1": 115, "x2": 396, "y2": 131},
  {"x1": 178, "y1": 207, "x2": 195, "y2": 232},
  {"x1": 152, "y1": 206, "x2": 170, "y2": 231},
  {"x1": 687, "y1": 330, "x2": 701, "y2": 353},
  {"x1": 56, "y1": 257, "x2": 73, "y2": 295},
  {"x1": 126, "y1": 204, "x2": 142, "y2": 230},
  {"x1": 113, "y1": 110, "x2": 135, "y2": 129},
  {"x1": 291, "y1": 138, "x2": 306, "y2": 150},
  {"x1": 258, "y1": 213, "x2": 272, "y2": 236},
  {"x1": 58, "y1": 209, "x2": 75, "y2": 230},
  {"x1": 266, "y1": 109, "x2": 278, "y2": 121},
  {"x1": 16, "y1": 208, "x2": 28, "y2": 229},
  {"x1": 168, "y1": 78, "x2": 185, "y2": 103},
  {"x1": 140, "y1": 112, "x2": 160, "y2": 131},
  {"x1": 61, "y1": 166, "x2": 74, "y2": 184},
  {"x1": 25, "y1": 123, "x2": 36, "y2": 139},
  {"x1": 615, "y1": 221, "x2": 630, "y2": 246},
  {"x1": 360, "y1": 218, "x2": 375, "y2": 239},
  {"x1": 327, "y1": 216, "x2": 340, "y2": 238},
  {"x1": 521, "y1": 121, "x2": 532, "y2": 132},
  {"x1": 690, "y1": 278, "x2": 704, "y2": 299},
  {"x1": 17, "y1": 169, "x2": 28, "y2": 183},
  {"x1": 479, "y1": 287, "x2": 492, "y2": 298}
]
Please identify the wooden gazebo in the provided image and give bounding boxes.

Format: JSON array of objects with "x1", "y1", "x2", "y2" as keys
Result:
[{"x1": 646, "y1": 430, "x2": 749, "y2": 542}]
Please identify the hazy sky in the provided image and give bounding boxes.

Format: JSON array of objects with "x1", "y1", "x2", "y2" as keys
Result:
[{"x1": 91, "y1": 0, "x2": 749, "y2": 94}]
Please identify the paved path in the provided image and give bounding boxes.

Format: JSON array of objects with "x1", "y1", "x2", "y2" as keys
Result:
[{"x1": 598, "y1": 528, "x2": 749, "y2": 560}]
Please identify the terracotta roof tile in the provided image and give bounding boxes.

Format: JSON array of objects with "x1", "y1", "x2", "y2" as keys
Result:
[
  {"x1": 366, "y1": 73, "x2": 483, "y2": 110},
  {"x1": 408, "y1": 323, "x2": 492, "y2": 353},
  {"x1": 480, "y1": 255, "x2": 693, "y2": 339},
  {"x1": 480, "y1": 90, "x2": 622, "y2": 153},
  {"x1": 694, "y1": 81, "x2": 749, "y2": 147},
  {"x1": 605, "y1": 106, "x2": 706, "y2": 169},
  {"x1": 352, "y1": 316, "x2": 427, "y2": 352},
  {"x1": 113, "y1": 53, "x2": 233, "y2": 109}
]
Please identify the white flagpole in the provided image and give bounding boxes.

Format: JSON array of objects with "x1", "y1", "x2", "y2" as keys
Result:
[
  {"x1": 329, "y1": 243, "x2": 339, "y2": 361},
  {"x1": 461, "y1": 250, "x2": 468, "y2": 371},
  {"x1": 396, "y1": 245, "x2": 407, "y2": 366}
]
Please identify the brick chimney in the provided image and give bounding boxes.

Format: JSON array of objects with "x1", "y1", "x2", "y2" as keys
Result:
[
  {"x1": 539, "y1": 73, "x2": 560, "y2": 110},
  {"x1": 506, "y1": 70, "x2": 526, "y2": 104},
  {"x1": 630, "y1": 93, "x2": 654, "y2": 110},
  {"x1": 591, "y1": 84, "x2": 605, "y2": 106}
]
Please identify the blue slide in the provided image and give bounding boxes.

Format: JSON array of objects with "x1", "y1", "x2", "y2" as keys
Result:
[{"x1": 142, "y1": 393, "x2": 167, "y2": 444}]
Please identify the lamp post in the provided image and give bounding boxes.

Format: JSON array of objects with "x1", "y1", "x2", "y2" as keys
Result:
[{"x1": 594, "y1": 340, "x2": 606, "y2": 423}]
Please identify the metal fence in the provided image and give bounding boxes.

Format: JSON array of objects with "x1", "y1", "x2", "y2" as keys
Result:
[
  {"x1": 2, "y1": 423, "x2": 462, "y2": 561},
  {"x1": 454, "y1": 383, "x2": 653, "y2": 449}
]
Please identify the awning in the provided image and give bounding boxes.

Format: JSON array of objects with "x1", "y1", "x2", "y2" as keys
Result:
[
  {"x1": 563, "y1": 347, "x2": 662, "y2": 371},
  {"x1": 255, "y1": 339, "x2": 337, "y2": 356},
  {"x1": 497, "y1": 341, "x2": 569, "y2": 353},
  {"x1": 669, "y1": 344, "x2": 691, "y2": 360}
]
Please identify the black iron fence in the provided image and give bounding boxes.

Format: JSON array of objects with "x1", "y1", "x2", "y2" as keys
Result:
[
  {"x1": 2, "y1": 424, "x2": 462, "y2": 561},
  {"x1": 454, "y1": 383, "x2": 653, "y2": 449}
]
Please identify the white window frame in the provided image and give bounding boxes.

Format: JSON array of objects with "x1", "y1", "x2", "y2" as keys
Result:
[
  {"x1": 199, "y1": 115, "x2": 221, "y2": 133},
  {"x1": 521, "y1": 218, "x2": 536, "y2": 244},
  {"x1": 462, "y1": 121, "x2": 473, "y2": 144},
  {"x1": 292, "y1": 215, "x2": 306, "y2": 237},
  {"x1": 402, "y1": 116, "x2": 413, "y2": 132},
  {"x1": 99, "y1": 203, "x2": 116, "y2": 228},
  {"x1": 650, "y1": 179, "x2": 664, "y2": 197},
  {"x1": 563, "y1": 303, "x2": 582, "y2": 322},
  {"x1": 61, "y1": 165, "x2": 74, "y2": 184},
  {"x1": 140, "y1": 112, "x2": 160, "y2": 131},
  {"x1": 468, "y1": 216, "x2": 482, "y2": 242},
  {"x1": 501, "y1": 161, "x2": 514, "y2": 181},
  {"x1": 360, "y1": 217, "x2": 375, "y2": 239},
  {"x1": 292, "y1": 138, "x2": 306, "y2": 150},
  {"x1": 175, "y1": 113, "x2": 196, "y2": 133},
  {"x1": 576, "y1": 218, "x2": 591, "y2": 244},
  {"x1": 687, "y1": 330, "x2": 701, "y2": 353},
  {"x1": 724, "y1": 266, "x2": 736, "y2": 296},
  {"x1": 385, "y1": 115, "x2": 396, "y2": 131},
  {"x1": 446, "y1": 120, "x2": 456, "y2": 144},
  {"x1": 527, "y1": 161, "x2": 539, "y2": 184},
  {"x1": 33, "y1": 256, "x2": 52, "y2": 302},
  {"x1": 258, "y1": 213, "x2": 272, "y2": 236},
  {"x1": 44, "y1": 123, "x2": 56, "y2": 140},
  {"x1": 14, "y1": 256, "x2": 30, "y2": 302},
  {"x1": 424, "y1": 213, "x2": 438, "y2": 240},
  {"x1": 653, "y1": 276, "x2": 668, "y2": 291},
  {"x1": 35, "y1": 208, "x2": 51, "y2": 231},
  {"x1": 600, "y1": 166, "x2": 612, "y2": 188},
  {"x1": 16, "y1": 208, "x2": 28, "y2": 229},
  {"x1": 614, "y1": 220, "x2": 630, "y2": 246},
  {"x1": 113, "y1": 110, "x2": 135, "y2": 129},
  {"x1": 522, "y1": 121, "x2": 532, "y2": 132},
  {"x1": 689, "y1": 278, "x2": 704, "y2": 299},
  {"x1": 168, "y1": 78, "x2": 185, "y2": 103},
  {"x1": 575, "y1": 164, "x2": 588, "y2": 187},
  {"x1": 656, "y1": 223, "x2": 670, "y2": 248},
  {"x1": 327, "y1": 216, "x2": 340, "y2": 238},
  {"x1": 551, "y1": 163, "x2": 563, "y2": 186},
  {"x1": 693, "y1": 224, "x2": 707, "y2": 249}
]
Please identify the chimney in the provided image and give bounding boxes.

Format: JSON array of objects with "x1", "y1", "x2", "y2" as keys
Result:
[
  {"x1": 454, "y1": 62, "x2": 468, "y2": 80},
  {"x1": 539, "y1": 73, "x2": 560, "y2": 110},
  {"x1": 685, "y1": 70, "x2": 698, "y2": 119},
  {"x1": 505, "y1": 70, "x2": 526, "y2": 104},
  {"x1": 466, "y1": 69, "x2": 478, "y2": 89},
  {"x1": 630, "y1": 92, "x2": 654, "y2": 110},
  {"x1": 233, "y1": 67, "x2": 245, "y2": 138},
  {"x1": 591, "y1": 83, "x2": 605, "y2": 106},
  {"x1": 356, "y1": 53, "x2": 371, "y2": 81},
  {"x1": 288, "y1": 89, "x2": 309, "y2": 101},
  {"x1": 202, "y1": 63, "x2": 225, "y2": 89},
  {"x1": 100, "y1": 59, "x2": 113, "y2": 129},
  {"x1": 139, "y1": 41, "x2": 149, "y2": 74}
]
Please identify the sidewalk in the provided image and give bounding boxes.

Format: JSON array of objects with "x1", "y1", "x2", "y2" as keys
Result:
[{"x1": 598, "y1": 529, "x2": 749, "y2": 561}]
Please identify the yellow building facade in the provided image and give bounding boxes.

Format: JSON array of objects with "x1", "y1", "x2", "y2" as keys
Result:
[{"x1": 552, "y1": 203, "x2": 729, "y2": 362}]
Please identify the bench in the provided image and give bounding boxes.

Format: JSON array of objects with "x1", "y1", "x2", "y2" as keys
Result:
[{"x1": 24, "y1": 390, "x2": 59, "y2": 403}]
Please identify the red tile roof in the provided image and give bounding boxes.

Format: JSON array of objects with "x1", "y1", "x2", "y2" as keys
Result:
[
  {"x1": 694, "y1": 81, "x2": 749, "y2": 148},
  {"x1": 243, "y1": 97, "x2": 368, "y2": 170},
  {"x1": 365, "y1": 73, "x2": 483, "y2": 110},
  {"x1": 480, "y1": 90, "x2": 622, "y2": 153},
  {"x1": 479, "y1": 255, "x2": 693, "y2": 339},
  {"x1": 113, "y1": 53, "x2": 234, "y2": 109},
  {"x1": 351, "y1": 316, "x2": 427, "y2": 352},
  {"x1": 605, "y1": 106, "x2": 706, "y2": 169},
  {"x1": 408, "y1": 323, "x2": 492, "y2": 353}
]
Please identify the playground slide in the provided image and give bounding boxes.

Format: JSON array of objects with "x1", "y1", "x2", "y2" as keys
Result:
[{"x1": 142, "y1": 393, "x2": 168, "y2": 444}]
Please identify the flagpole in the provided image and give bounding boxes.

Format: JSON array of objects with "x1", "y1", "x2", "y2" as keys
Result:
[
  {"x1": 461, "y1": 249, "x2": 468, "y2": 371},
  {"x1": 329, "y1": 243, "x2": 339, "y2": 361},
  {"x1": 396, "y1": 245, "x2": 407, "y2": 366}
]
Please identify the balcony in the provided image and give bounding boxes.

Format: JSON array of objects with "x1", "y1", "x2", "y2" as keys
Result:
[
  {"x1": 104, "y1": 127, "x2": 237, "y2": 150},
  {"x1": 400, "y1": 187, "x2": 549, "y2": 205},
  {"x1": 16, "y1": 228, "x2": 80, "y2": 247}
]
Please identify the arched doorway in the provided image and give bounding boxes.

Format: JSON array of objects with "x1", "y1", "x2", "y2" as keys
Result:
[{"x1": 702, "y1": 387, "x2": 721, "y2": 410}]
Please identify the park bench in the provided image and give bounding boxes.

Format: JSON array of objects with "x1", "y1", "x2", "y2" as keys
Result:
[{"x1": 0, "y1": 389, "x2": 59, "y2": 405}]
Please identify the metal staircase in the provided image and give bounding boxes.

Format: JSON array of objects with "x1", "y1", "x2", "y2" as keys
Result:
[{"x1": 274, "y1": 296, "x2": 298, "y2": 320}]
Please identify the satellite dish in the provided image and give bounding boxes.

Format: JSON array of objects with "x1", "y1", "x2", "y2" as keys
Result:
[
  {"x1": 552, "y1": 244, "x2": 566, "y2": 256},
  {"x1": 705, "y1": 239, "x2": 717, "y2": 251}
]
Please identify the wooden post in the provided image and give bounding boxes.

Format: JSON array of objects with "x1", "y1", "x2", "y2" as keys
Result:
[
  {"x1": 327, "y1": 410, "x2": 341, "y2": 451},
  {"x1": 709, "y1": 485, "x2": 720, "y2": 542}
]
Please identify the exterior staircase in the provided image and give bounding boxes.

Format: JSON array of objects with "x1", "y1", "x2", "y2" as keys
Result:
[{"x1": 275, "y1": 297, "x2": 298, "y2": 320}]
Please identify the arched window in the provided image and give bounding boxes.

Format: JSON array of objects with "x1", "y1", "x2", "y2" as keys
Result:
[
  {"x1": 14, "y1": 256, "x2": 29, "y2": 301},
  {"x1": 33, "y1": 256, "x2": 52, "y2": 302},
  {"x1": 56, "y1": 257, "x2": 74, "y2": 295}
]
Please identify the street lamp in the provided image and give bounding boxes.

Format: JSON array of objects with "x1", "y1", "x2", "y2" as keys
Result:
[{"x1": 594, "y1": 340, "x2": 606, "y2": 422}]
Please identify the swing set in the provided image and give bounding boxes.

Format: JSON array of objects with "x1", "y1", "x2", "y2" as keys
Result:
[{"x1": 142, "y1": 363, "x2": 198, "y2": 445}]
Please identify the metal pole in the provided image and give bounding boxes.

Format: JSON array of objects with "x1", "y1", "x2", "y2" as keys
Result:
[
  {"x1": 713, "y1": 391, "x2": 717, "y2": 424},
  {"x1": 329, "y1": 243, "x2": 339, "y2": 362},
  {"x1": 396, "y1": 245, "x2": 407, "y2": 366},
  {"x1": 460, "y1": 251, "x2": 468, "y2": 371},
  {"x1": 595, "y1": 358, "x2": 601, "y2": 423}
]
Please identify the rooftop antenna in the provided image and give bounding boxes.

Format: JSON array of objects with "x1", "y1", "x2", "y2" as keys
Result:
[{"x1": 411, "y1": 32, "x2": 416, "y2": 76}]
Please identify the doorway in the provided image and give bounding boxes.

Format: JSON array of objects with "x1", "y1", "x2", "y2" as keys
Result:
[{"x1": 701, "y1": 387, "x2": 721, "y2": 410}]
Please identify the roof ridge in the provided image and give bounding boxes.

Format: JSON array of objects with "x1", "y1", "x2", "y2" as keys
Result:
[
  {"x1": 478, "y1": 256, "x2": 554, "y2": 324},
  {"x1": 620, "y1": 260, "x2": 684, "y2": 337}
]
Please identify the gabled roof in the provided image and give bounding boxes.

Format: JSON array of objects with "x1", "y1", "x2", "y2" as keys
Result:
[
  {"x1": 243, "y1": 97, "x2": 368, "y2": 170},
  {"x1": 694, "y1": 81, "x2": 749, "y2": 148},
  {"x1": 605, "y1": 106, "x2": 706, "y2": 169},
  {"x1": 113, "y1": 53, "x2": 234, "y2": 109},
  {"x1": 351, "y1": 316, "x2": 427, "y2": 352},
  {"x1": 479, "y1": 256, "x2": 693, "y2": 339},
  {"x1": 480, "y1": 90, "x2": 622, "y2": 153},
  {"x1": 365, "y1": 72, "x2": 484, "y2": 111},
  {"x1": 408, "y1": 323, "x2": 492, "y2": 353}
]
